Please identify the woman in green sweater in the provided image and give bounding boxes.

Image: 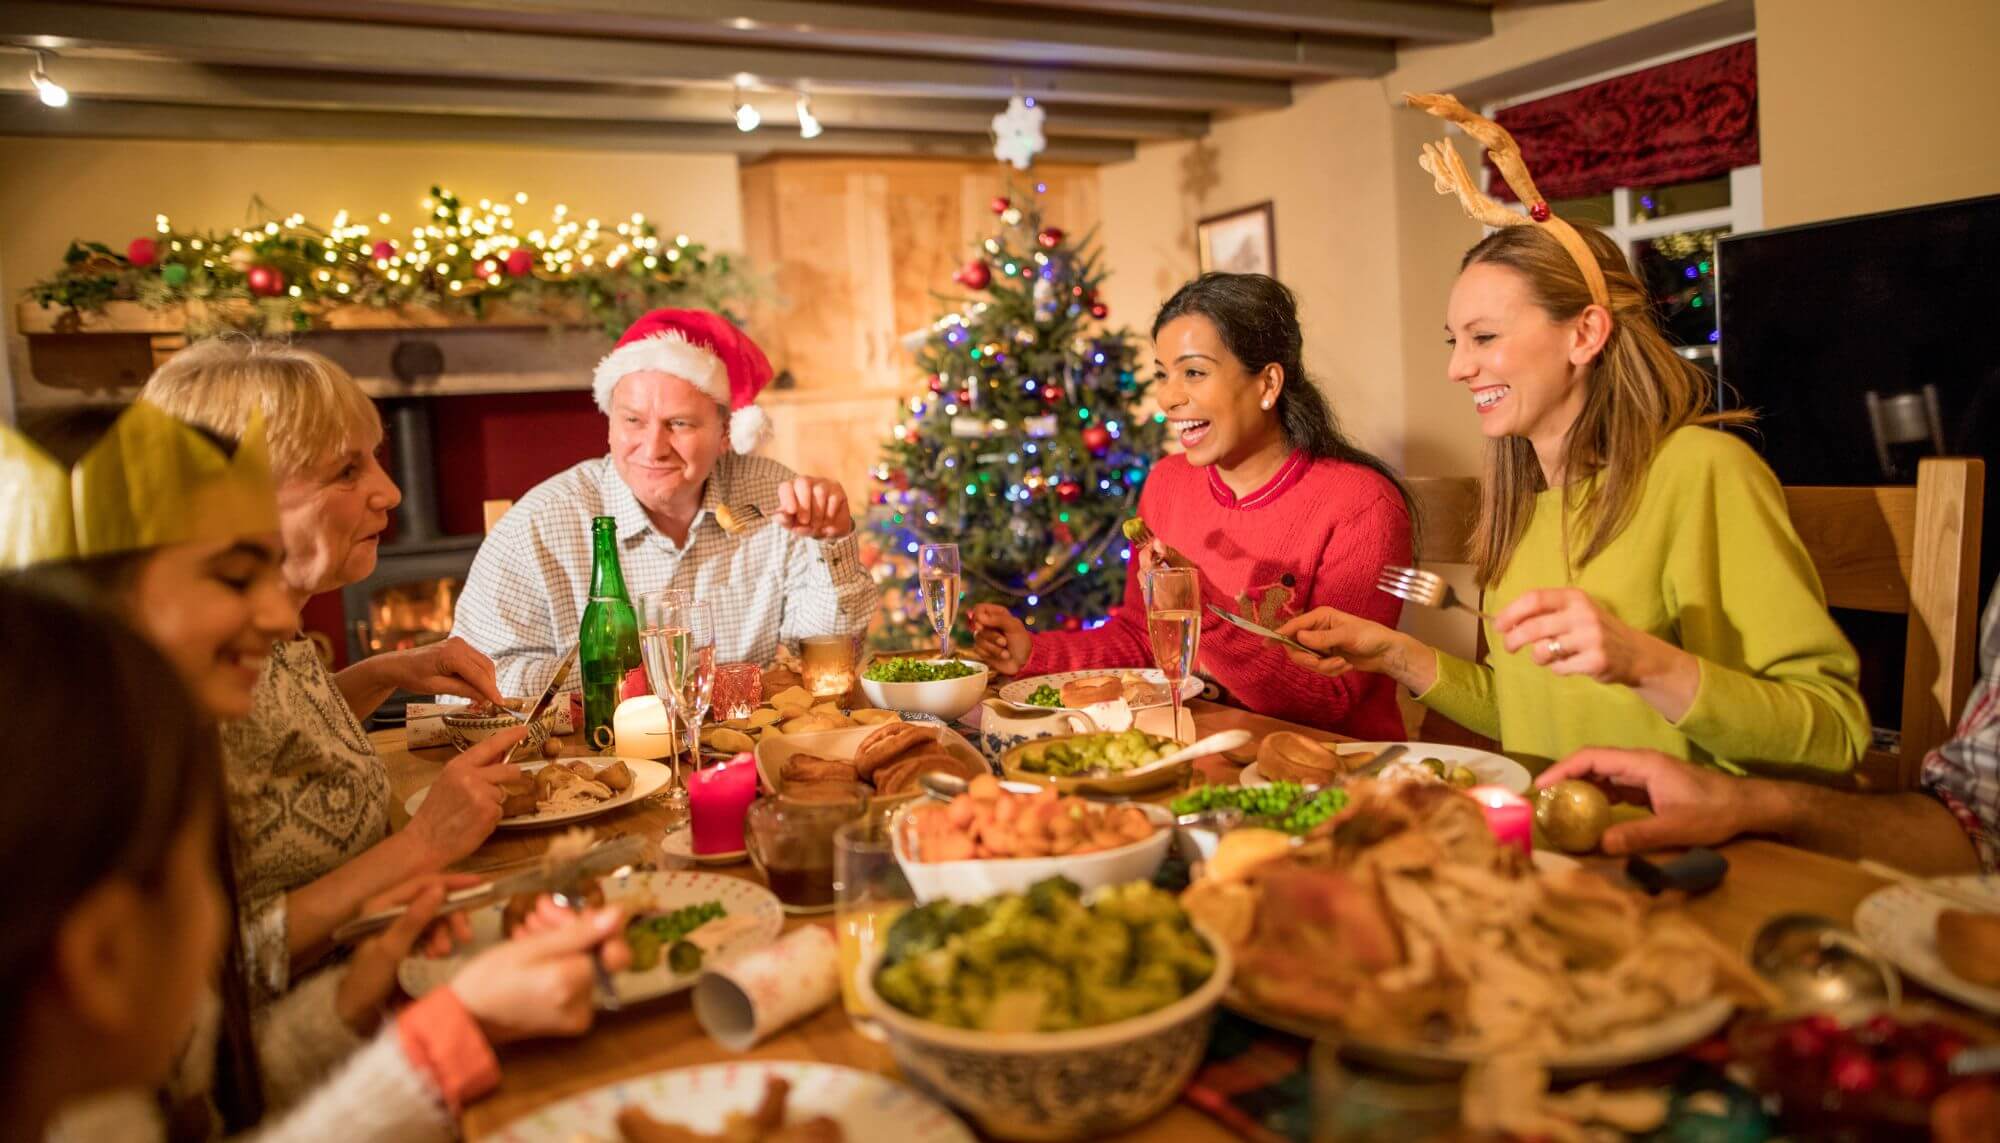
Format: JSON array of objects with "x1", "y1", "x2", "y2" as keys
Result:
[{"x1": 1275, "y1": 94, "x2": 1869, "y2": 775}]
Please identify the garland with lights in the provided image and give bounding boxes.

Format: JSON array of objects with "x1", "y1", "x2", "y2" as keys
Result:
[
  {"x1": 25, "y1": 185, "x2": 752, "y2": 338},
  {"x1": 865, "y1": 186, "x2": 1166, "y2": 646}
]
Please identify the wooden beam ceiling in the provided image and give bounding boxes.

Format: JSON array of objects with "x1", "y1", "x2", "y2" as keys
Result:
[{"x1": 0, "y1": 0, "x2": 1502, "y2": 162}]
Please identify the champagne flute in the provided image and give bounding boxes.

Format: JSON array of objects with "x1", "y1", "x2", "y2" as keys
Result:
[
  {"x1": 638, "y1": 589, "x2": 695, "y2": 816},
  {"x1": 673, "y1": 599, "x2": 717, "y2": 779},
  {"x1": 917, "y1": 543, "x2": 961, "y2": 661},
  {"x1": 1146, "y1": 567, "x2": 1200, "y2": 741}
]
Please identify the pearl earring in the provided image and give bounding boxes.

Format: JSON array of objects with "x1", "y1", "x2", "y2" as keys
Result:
[{"x1": 1261, "y1": 399, "x2": 1273, "y2": 410}]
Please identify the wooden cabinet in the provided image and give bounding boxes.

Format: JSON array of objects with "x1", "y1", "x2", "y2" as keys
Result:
[{"x1": 740, "y1": 157, "x2": 1102, "y2": 396}]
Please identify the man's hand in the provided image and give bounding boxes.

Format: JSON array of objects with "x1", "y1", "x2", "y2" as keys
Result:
[
  {"x1": 776, "y1": 476, "x2": 854, "y2": 539},
  {"x1": 1534, "y1": 748, "x2": 1774, "y2": 855},
  {"x1": 403, "y1": 727, "x2": 526, "y2": 868},
  {"x1": 966, "y1": 602, "x2": 1033, "y2": 675},
  {"x1": 373, "y1": 637, "x2": 507, "y2": 706}
]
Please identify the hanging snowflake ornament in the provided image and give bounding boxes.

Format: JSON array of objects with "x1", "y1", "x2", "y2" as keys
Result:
[{"x1": 992, "y1": 95, "x2": 1047, "y2": 171}]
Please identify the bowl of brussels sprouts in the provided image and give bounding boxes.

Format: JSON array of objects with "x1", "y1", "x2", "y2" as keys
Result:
[{"x1": 859, "y1": 877, "x2": 1231, "y2": 1141}]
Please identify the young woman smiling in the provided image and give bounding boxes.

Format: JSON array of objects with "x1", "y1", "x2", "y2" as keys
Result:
[
  {"x1": 969, "y1": 273, "x2": 1415, "y2": 738},
  {"x1": 1278, "y1": 122, "x2": 1869, "y2": 773}
]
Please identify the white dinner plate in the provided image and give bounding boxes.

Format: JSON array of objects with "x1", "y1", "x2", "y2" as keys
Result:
[
  {"x1": 489, "y1": 1061, "x2": 974, "y2": 1143},
  {"x1": 996, "y1": 668, "x2": 1202, "y2": 711},
  {"x1": 398, "y1": 870, "x2": 782, "y2": 1009},
  {"x1": 403, "y1": 757, "x2": 670, "y2": 830},
  {"x1": 1854, "y1": 874, "x2": 2000, "y2": 1015},
  {"x1": 1239, "y1": 741, "x2": 1531, "y2": 796},
  {"x1": 660, "y1": 825, "x2": 747, "y2": 866}
]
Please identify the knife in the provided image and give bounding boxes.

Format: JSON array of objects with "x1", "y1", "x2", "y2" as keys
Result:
[
  {"x1": 331, "y1": 832, "x2": 645, "y2": 944},
  {"x1": 1206, "y1": 603, "x2": 1315, "y2": 655},
  {"x1": 506, "y1": 649, "x2": 576, "y2": 763}
]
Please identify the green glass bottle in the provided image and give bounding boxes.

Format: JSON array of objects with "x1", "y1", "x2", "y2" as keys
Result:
[{"x1": 578, "y1": 516, "x2": 641, "y2": 752}]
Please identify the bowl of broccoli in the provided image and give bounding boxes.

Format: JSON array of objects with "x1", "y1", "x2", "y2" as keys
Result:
[
  {"x1": 857, "y1": 876, "x2": 1231, "y2": 1141},
  {"x1": 858, "y1": 657, "x2": 991, "y2": 721}
]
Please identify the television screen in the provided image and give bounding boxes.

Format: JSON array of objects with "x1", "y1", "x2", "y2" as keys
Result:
[{"x1": 1715, "y1": 194, "x2": 2000, "y2": 740}]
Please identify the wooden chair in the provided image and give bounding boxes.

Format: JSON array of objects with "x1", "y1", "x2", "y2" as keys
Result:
[
  {"x1": 482, "y1": 498, "x2": 514, "y2": 535},
  {"x1": 1784, "y1": 457, "x2": 1984, "y2": 790}
]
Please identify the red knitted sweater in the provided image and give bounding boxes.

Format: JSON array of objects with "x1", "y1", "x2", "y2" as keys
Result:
[{"x1": 1020, "y1": 450, "x2": 1411, "y2": 738}]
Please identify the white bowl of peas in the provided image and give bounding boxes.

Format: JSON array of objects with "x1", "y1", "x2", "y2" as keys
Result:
[{"x1": 858, "y1": 657, "x2": 991, "y2": 721}]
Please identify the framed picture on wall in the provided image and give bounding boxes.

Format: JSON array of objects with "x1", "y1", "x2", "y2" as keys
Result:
[{"x1": 1196, "y1": 201, "x2": 1276, "y2": 277}]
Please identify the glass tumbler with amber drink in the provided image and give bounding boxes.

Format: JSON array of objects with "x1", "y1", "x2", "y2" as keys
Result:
[
  {"x1": 800, "y1": 632, "x2": 860, "y2": 699},
  {"x1": 745, "y1": 784, "x2": 869, "y2": 914}
]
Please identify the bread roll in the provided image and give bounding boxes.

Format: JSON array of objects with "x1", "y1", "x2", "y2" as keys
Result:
[
  {"x1": 784, "y1": 755, "x2": 860, "y2": 784},
  {"x1": 853, "y1": 722, "x2": 935, "y2": 778},
  {"x1": 1937, "y1": 909, "x2": 2000, "y2": 987},
  {"x1": 873, "y1": 749, "x2": 983, "y2": 796},
  {"x1": 1255, "y1": 731, "x2": 1340, "y2": 785},
  {"x1": 1060, "y1": 676, "x2": 1122, "y2": 707}
]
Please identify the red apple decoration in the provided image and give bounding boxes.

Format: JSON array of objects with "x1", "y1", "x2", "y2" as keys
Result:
[
  {"x1": 126, "y1": 237, "x2": 158, "y2": 267},
  {"x1": 504, "y1": 247, "x2": 535, "y2": 276}
]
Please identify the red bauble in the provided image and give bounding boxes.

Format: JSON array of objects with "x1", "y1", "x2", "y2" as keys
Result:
[
  {"x1": 1089, "y1": 302, "x2": 1109, "y2": 320},
  {"x1": 990, "y1": 196, "x2": 1011, "y2": 215},
  {"x1": 1055, "y1": 480, "x2": 1081, "y2": 503},
  {"x1": 1081, "y1": 425, "x2": 1111, "y2": 455},
  {"x1": 1037, "y1": 227, "x2": 1064, "y2": 249},
  {"x1": 1061, "y1": 616, "x2": 1082, "y2": 632},
  {"x1": 1052, "y1": 522, "x2": 1073, "y2": 544},
  {"x1": 370, "y1": 240, "x2": 398, "y2": 263},
  {"x1": 504, "y1": 247, "x2": 535, "y2": 276},
  {"x1": 246, "y1": 265, "x2": 286, "y2": 297},
  {"x1": 928, "y1": 374, "x2": 947, "y2": 393},
  {"x1": 1043, "y1": 385, "x2": 1062, "y2": 404},
  {"x1": 955, "y1": 259, "x2": 992, "y2": 290},
  {"x1": 126, "y1": 238, "x2": 158, "y2": 268},
  {"x1": 955, "y1": 389, "x2": 972, "y2": 405}
]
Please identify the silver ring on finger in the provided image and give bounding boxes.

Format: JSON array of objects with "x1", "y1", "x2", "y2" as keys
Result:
[{"x1": 1545, "y1": 638, "x2": 1565, "y2": 660}]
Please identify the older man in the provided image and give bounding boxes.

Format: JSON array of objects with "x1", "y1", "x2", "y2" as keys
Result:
[{"x1": 453, "y1": 308, "x2": 876, "y2": 695}]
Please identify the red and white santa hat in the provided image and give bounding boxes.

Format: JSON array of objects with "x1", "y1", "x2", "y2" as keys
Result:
[{"x1": 592, "y1": 308, "x2": 775, "y2": 454}]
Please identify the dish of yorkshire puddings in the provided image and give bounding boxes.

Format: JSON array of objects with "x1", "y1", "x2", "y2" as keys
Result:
[
  {"x1": 698, "y1": 683, "x2": 901, "y2": 757},
  {"x1": 764, "y1": 721, "x2": 987, "y2": 801}
]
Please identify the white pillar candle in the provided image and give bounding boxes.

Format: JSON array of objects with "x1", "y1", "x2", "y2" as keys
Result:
[{"x1": 612, "y1": 695, "x2": 677, "y2": 759}]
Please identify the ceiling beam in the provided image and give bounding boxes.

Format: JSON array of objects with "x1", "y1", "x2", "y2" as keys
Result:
[
  {"x1": 0, "y1": 97, "x2": 1139, "y2": 163},
  {"x1": 978, "y1": 0, "x2": 1492, "y2": 43},
  {"x1": 114, "y1": 0, "x2": 1397, "y2": 80},
  {"x1": 0, "y1": 56, "x2": 1209, "y2": 140},
  {"x1": 0, "y1": 1, "x2": 1298, "y2": 109}
]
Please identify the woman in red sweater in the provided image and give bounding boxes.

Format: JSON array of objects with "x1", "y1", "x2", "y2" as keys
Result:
[{"x1": 967, "y1": 272, "x2": 1414, "y2": 738}]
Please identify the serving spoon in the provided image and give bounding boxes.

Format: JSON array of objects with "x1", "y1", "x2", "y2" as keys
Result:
[{"x1": 1747, "y1": 913, "x2": 1900, "y2": 1013}]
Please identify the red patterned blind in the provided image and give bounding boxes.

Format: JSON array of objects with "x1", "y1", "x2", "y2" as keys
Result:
[{"x1": 1486, "y1": 40, "x2": 1759, "y2": 202}]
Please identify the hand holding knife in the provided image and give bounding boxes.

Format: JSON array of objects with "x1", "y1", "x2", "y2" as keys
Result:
[{"x1": 330, "y1": 832, "x2": 644, "y2": 945}]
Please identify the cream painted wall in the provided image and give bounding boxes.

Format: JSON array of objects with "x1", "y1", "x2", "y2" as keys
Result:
[
  {"x1": 1757, "y1": 0, "x2": 2000, "y2": 228},
  {"x1": 0, "y1": 138, "x2": 743, "y2": 403}
]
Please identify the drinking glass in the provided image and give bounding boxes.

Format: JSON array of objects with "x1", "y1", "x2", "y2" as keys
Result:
[
  {"x1": 833, "y1": 815, "x2": 915, "y2": 1041},
  {"x1": 800, "y1": 633, "x2": 860, "y2": 699},
  {"x1": 917, "y1": 543, "x2": 962, "y2": 661},
  {"x1": 1309, "y1": 1040, "x2": 1460, "y2": 1143},
  {"x1": 713, "y1": 662, "x2": 762, "y2": 721},
  {"x1": 638, "y1": 589, "x2": 710, "y2": 821},
  {"x1": 1146, "y1": 567, "x2": 1199, "y2": 741}
]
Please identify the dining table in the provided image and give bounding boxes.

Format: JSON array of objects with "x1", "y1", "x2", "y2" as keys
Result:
[{"x1": 377, "y1": 696, "x2": 1932, "y2": 1141}]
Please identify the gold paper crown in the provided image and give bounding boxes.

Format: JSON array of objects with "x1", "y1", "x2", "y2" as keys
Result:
[
  {"x1": 0, "y1": 402, "x2": 279, "y2": 570},
  {"x1": 1405, "y1": 91, "x2": 1611, "y2": 310}
]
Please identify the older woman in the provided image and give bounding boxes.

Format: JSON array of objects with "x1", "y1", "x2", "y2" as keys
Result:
[{"x1": 143, "y1": 339, "x2": 519, "y2": 1000}]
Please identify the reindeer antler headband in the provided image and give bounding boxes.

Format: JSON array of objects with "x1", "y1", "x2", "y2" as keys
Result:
[{"x1": 1405, "y1": 92, "x2": 1610, "y2": 310}]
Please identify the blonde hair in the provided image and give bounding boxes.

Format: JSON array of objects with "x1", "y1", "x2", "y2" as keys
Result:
[
  {"x1": 140, "y1": 337, "x2": 380, "y2": 480},
  {"x1": 1463, "y1": 223, "x2": 1752, "y2": 586}
]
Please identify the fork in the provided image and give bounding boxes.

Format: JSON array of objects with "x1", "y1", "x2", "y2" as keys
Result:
[
  {"x1": 1376, "y1": 565, "x2": 1491, "y2": 621},
  {"x1": 551, "y1": 886, "x2": 622, "y2": 1011},
  {"x1": 713, "y1": 503, "x2": 772, "y2": 535}
]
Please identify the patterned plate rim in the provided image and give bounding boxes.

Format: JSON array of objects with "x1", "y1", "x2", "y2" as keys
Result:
[
  {"x1": 396, "y1": 869, "x2": 782, "y2": 1008},
  {"x1": 1854, "y1": 876, "x2": 2000, "y2": 1015},
  {"x1": 995, "y1": 668, "x2": 1202, "y2": 710},
  {"x1": 492, "y1": 1060, "x2": 975, "y2": 1143}
]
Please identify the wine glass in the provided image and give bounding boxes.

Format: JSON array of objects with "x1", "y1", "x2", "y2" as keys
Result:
[
  {"x1": 917, "y1": 543, "x2": 961, "y2": 661},
  {"x1": 1145, "y1": 567, "x2": 1199, "y2": 741},
  {"x1": 637, "y1": 589, "x2": 700, "y2": 817}
]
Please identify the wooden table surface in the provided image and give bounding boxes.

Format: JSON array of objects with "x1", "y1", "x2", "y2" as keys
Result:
[{"x1": 376, "y1": 699, "x2": 1913, "y2": 1140}]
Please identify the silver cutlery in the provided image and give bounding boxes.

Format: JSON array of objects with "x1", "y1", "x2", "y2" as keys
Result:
[
  {"x1": 1376, "y1": 565, "x2": 1490, "y2": 621},
  {"x1": 714, "y1": 503, "x2": 773, "y2": 535},
  {"x1": 505, "y1": 649, "x2": 576, "y2": 763},
  {"x1": 331, "y1": 833, "x2": 644, "y2": 944},
  {"x1": 1206, "y1": 603, "x2": 1315, "y2": 654},
  {"x1": 552, "y1": 885, "x2": 622, "y2": 1011}
]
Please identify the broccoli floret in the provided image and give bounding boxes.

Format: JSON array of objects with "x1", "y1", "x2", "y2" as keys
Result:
[
  {"x1": 1025, "y1": 876, "x2": 1082, "y2": 916},
  {"x1": 1089, "y1": 881, "x2": 1183, "y2": 928},
  {"x1": 1055, "y1": 915, "x2": 1132, "y2": 988},
  {"x1": 1135, "y1": 919, "x2": 1215, "y2": 987},
  {"x1": 884, "y1": 900, "x2": 960, "y2": 962},
  {"x1": 875, "y1": 960, "x2": 930, "y2": 1016}
]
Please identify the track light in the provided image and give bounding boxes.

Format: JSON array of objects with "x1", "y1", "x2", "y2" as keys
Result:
[
  {"x1": 733, "y1": 87, "x2": 760, "y2": 132},
  {"x1": 30, "y1": 51, "x2": 68, "y2": 108},
  {"x1": 796, "y1": 93, "x2": 822, "y2": 140}
]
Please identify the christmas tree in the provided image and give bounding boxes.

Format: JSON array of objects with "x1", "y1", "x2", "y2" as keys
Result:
[{"x1": 867, "y1": 188, "x2": 1166, "y2": 649}]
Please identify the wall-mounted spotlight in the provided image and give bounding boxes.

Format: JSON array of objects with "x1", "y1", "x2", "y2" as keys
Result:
[
  {"x1": 30, "y1": 51, "x2": 68, "y2": 108},
  {"x1": 796, "y1": 93, "x2": 822, "y2": 140},
  {"x1": 733, "y1": 86, "x2": 761, "y2": 132}
]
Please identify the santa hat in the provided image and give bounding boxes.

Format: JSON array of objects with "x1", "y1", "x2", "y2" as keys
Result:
[{"x1": 592, "y1": 308, "x2": 775, "y2": 454}]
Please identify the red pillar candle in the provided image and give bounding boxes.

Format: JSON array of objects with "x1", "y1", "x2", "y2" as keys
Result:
[
  {"x1": 1469, "y1": 785, "x2": 1532, "y2": 856},
  {"x1": 689, "y1": 753, "x2": 759, "y2": 856}
]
